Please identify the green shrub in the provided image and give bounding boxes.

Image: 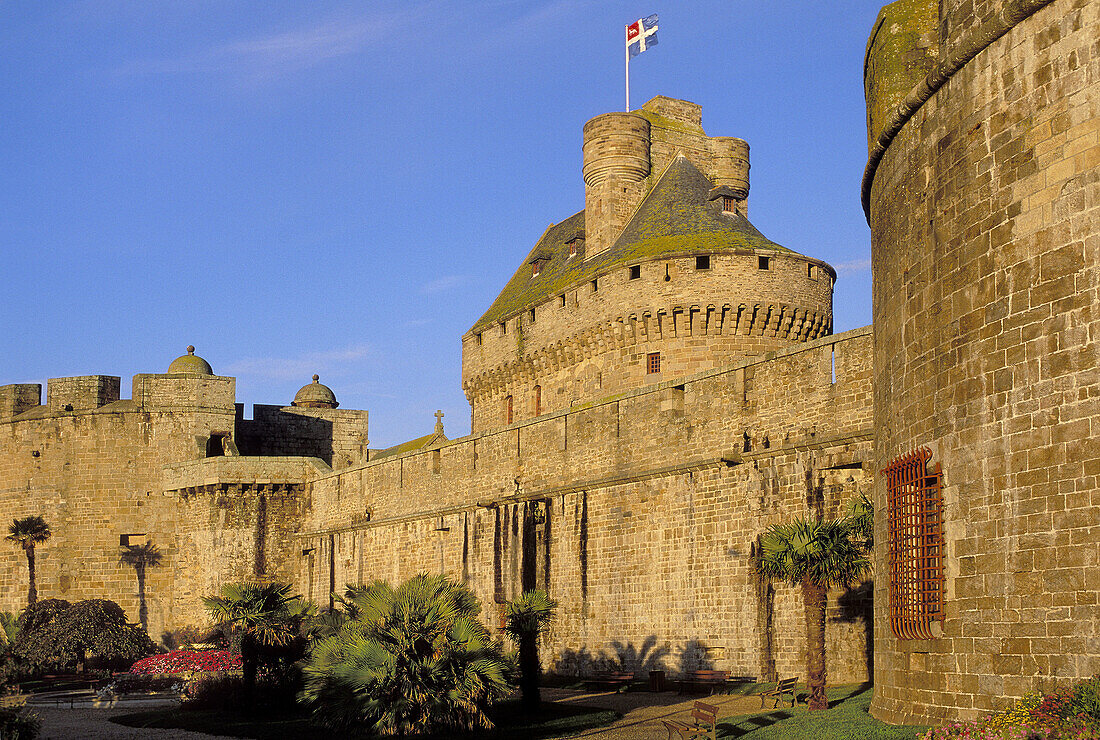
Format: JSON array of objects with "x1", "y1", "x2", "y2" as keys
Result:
[
  {"x1": 1066, "y1": 675, "x2": 1100, "y2": 730},
  {"x1": 0, "y1": 706, "x2": 40, "y2": 740},
  {"x1": 300, "y1": 574, "x2": 510, "y2": 736}
]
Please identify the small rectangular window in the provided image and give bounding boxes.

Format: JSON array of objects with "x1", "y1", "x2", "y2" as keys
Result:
[
  {"x1": 696, "y1": 255, "x2": 711, "y2": 270},
  {"x1": 560, "y1": 294, "x2": 566, "y2": 308},
  {"x1": 758, "y1": 255, "x2": 770, "y2": 270},
  {"x1": 647, "y1": 352, "x2": 661, "y2": 374},
  {"x1": 722, "y1": 195, "x2": 736, "y2": 212},
  {"x1": 591, "y1": 279, "x2": 598, "y2": 292},
  {"x1": 808, "y1": 263, "x2": 815, "y2": 279},
  {"x1": 529, "y1": 308, "x2": 536, "y2": 323},
  {"x1": 500, "y1": 321, "x2": 507, "y2": 336},
  {"x1": 629, "y1": 265, "x2": 641, "y2": 280},
  {"x1": 475, "y1": 332, "x2": 482, "y2": 346}
]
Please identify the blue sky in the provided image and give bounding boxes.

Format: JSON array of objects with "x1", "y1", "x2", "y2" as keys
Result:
[{"x1": 1, "y1": 1, "x2": 886, "y2": 447}]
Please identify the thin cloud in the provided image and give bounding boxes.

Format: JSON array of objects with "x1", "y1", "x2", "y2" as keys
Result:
[
  {"x1": 117, "y1": 6, "x2": 434, "y2": 79},
  {"x1": 418, "y1": 275, "x2": 468, "y2": 295},
  {"x1": 834, "y1": 259, "x2": 870, "y2": 275},
  {"x1": 225, "y1": 344, "x2": 370, "y2": 381}
]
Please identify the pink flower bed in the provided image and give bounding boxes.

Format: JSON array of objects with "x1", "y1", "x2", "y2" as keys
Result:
[{"x1": 130, "y1": 649, "x2": 242, "y2": 675}]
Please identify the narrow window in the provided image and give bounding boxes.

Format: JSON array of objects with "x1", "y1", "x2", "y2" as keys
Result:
[
  {"x1": 475, "y1": 332, "x2": 482, "y2": 346},
  {"x1": 529, "y1": 307, "x2": 536, "y2": 324},
  {"x1": 591, "y1": 279, "x2": 598, "y2": 292},
  {"x1": 758, "y1": 255, "x2": 770, "y2": 270},
  {"x1": 532, "y1": 262, "x2": 541, "y2": 277},
  {"x1": 505, "y1": 395, "x2": 513, "y2": 424},
  {"x1": 629, "y1": 265, "x2": 641, "y2": 280},
  {"x1": 533, "y1": 385, "x2": 542, "y2": 416},
  {"x1": 500, "y1": 321, "x2": 507, "y2": 336},
  {"x1": 432, "y1": 449, "x2": 441, "y2": 474},
  {"x1": 722, "y1": 195, "x2": 736, "y2": 212},
  {"x1": 885, "y1": 447, "x2": 945, "y2": 640},
  {"x1": 559, "y1": 294, "x2": 566, "y2": 308},
  {"x1": 646, "y1": 352, "x2": 661, "y2": 375},
  {"x1": 808, "y1": 263, "x2": 815, "y2": 279},
  {"x1": 696, "y1": 255, "x2": 711, "y2": 270}
]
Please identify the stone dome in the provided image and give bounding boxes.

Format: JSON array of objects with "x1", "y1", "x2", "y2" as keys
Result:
[
  {"x1": 293, "y1": 375, "x2": 338, "y2": 409},
  {"x1": 167, "y1": 346, "x2": 213, "y2": 375}
]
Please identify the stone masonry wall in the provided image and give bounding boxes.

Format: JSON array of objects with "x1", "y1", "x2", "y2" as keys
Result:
[
  {"x1": 300, "y1": 328, "x2": 874, "y2": 681},
  {"x1": 0, "y1": 384, "x2": 236, "y2": 639},
  {"x1": 865, "y1": 0, "x2": 1099, "y2": 725},
  {"x1": 236, "y1": 405, "x2": 369, "y2": 469}
]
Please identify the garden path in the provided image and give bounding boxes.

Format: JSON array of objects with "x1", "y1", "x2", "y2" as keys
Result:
[
  {"x1": 543, "y1": 687, "x2": 774, "y2": 739},
  {"x1": 35, "y1": 706, "x2": 221, "y2": 740}
]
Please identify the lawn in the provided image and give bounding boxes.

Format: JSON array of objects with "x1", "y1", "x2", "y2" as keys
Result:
[
  {"x1": 717, "y1": 684, "x2": 929, "y2": 739},
  {"x1": 112, "y1": 699, "x2": 619, "y2": 739}
]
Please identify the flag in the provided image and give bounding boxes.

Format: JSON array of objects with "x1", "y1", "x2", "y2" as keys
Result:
[{"x1": 627, "y1": 14, "x2": 658, "y2": 58}]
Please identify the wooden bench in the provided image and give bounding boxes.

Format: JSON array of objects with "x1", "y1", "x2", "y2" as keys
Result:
[
  {"x1": 678, "y1": 670, "x2": 729, "y2": 695},
  {"x1": 661, "y1": 700, "x2": 720, "y2": 740},
  {"x1": 583, "y1": 671, "x2": 634, "y2": 692},
  {"x1": 759, "y1": 676, "x2": 799, "y2": 708}
]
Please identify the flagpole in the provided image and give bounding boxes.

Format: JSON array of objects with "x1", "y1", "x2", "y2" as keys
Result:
[{"x1": 625, "y1": 24, "x2": 630, "y2": 112}]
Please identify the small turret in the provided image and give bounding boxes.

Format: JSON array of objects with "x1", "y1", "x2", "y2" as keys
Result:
[{"x1": 582, "y1": 112, "x2": 651, "y2": 256}]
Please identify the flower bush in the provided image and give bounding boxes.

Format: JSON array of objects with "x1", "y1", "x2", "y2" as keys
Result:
[
  {"x1": 129, "y1": 649, "x2": 241, "y2": 676},
  {"x1": 922, "y1": 676, "x2": 1100, "y2": 740}
]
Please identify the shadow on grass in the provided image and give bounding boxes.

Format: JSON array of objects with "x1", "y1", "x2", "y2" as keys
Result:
[
  {"x1": 112, "y1": 699, "x2": 618, "y2": 740},
  {"x1": 716, "y1": 684, "x2": 928, "y2": 740}
]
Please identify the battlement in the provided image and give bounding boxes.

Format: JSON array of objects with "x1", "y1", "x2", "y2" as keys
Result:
[
  {"x1": 131, "y1": 373, "x2": 236, "y2": 412},
  {"x1": 0, "y1": 384, "x2": 41, "y2": 419},
  {"x1": 46, "y1": 375, "x2": 121, "y2": 411}
]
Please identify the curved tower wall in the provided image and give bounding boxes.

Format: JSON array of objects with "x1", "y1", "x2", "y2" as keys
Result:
[{"x1": 864, "y1": 0, "x2": 1099, "y2": 725}]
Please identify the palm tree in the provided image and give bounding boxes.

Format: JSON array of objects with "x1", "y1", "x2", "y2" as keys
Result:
[
  {"x1": 119, "y1": 541, "x2": 163, "y2": 633},
  {"x1": 503, "y1": 589, "x2": 557, "y2": 712},
  {"x1": 202, "y1": 582, "x2": 307, "y2": 704},
  {"x1": 758, "y1": 517, "x2": 870, "y2": 711},
  {"x1": 300, "y1": 574, "x2": 510, "y2": 736},
  {"x1": 6, "y1": 516, "x2": 51, "y2": 607},
  {"x1": 847, "y1": 492, "x2": 874, "y2": 550}
]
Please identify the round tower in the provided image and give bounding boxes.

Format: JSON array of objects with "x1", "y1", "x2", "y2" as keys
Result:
[
  {"x1": 582, "y1": 112, "x2": 651, "y2": 256},
  {"x1": 709, "y1": 137, "x2": 750, "y2": 213},
  {"x1": 864, "y1": 0, "x2": 1099, "y2": 726}
]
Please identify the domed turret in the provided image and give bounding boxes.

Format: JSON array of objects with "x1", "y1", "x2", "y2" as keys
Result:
[
  {"x1": 167, "y1": 346, "x2": 213, "y2": 375},
  {"x1": 293, "y1": 375, "x2": 338, "y2": 409}
]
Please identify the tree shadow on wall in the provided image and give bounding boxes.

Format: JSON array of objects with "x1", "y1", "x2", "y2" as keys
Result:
[
  {"x1": 834, "y1": 579, "x2": 874, "y2": 682},
  {"x1": 677, "y1": 638, "x2": 716, "y2": 673},
  {"x1": 551, "y1": 635, "x2": 674, "y2": 677}
]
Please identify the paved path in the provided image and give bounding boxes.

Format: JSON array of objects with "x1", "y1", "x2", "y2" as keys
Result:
[
  {"x1": 30, "y1": 689, "x2": 776, "y2": 739},
  {"x1": 35, "y1": 707, "x2": 222, "y2": 740},
  {"x1": 543, "y1": 688, "x2": 774, "y2": 739}
]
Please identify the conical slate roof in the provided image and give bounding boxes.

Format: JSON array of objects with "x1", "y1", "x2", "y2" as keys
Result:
[{"x1": 469, "y1": 156, "x2": 799, "y2": 332}]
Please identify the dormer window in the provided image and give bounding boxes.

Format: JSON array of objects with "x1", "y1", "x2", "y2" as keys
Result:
[
  {"x1": 566, "y1": 233, "x2": 585, "y2": 258},
  {"x1": 530, "y1": 255, "x2": 549, "y2": 277},
  {"x1": 722, "y1": 196, "x2": 736, "y2": 212}
]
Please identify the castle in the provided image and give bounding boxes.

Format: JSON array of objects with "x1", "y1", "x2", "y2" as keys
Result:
[
  {"x1": 0, "y1": 94, "x2": 875, "y2": 687},
  {"x1": 1, "y1": 0, "x2": 1096, "y2": 727}
]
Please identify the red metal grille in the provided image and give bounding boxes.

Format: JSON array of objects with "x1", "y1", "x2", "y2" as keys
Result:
[{"x1": 884, "y1": 446, "x2": 944, "y2": 640}]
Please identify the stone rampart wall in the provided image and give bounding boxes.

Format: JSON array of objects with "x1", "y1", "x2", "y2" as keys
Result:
[{"x1": 299, "y1": 327, "x2": 874, "y2": 680}]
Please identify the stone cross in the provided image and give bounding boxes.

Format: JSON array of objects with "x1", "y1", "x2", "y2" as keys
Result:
[{"x1": 434, "y1": 409, "x2": 444, "y2": 434}]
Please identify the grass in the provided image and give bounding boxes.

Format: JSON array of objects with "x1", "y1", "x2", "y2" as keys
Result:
[
  {"x1": 716, "y1": 684, "x2": 929, "y2": 739},
  {"x1": 111, "y1": 699, "x2": 618, "y2": 739}
]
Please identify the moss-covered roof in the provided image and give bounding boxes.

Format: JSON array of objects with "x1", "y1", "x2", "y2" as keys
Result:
[
  {"x1": 371, "y1": 430, "x2": 447, "y2": 460},
  {"x1": 469, "y1": 156, "x2": 798, "y2": 333}
]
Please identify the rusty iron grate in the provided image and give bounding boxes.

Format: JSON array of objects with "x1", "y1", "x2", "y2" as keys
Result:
[{"x1": 884, "y1": 446, "x2": 944, "y2": 639}]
